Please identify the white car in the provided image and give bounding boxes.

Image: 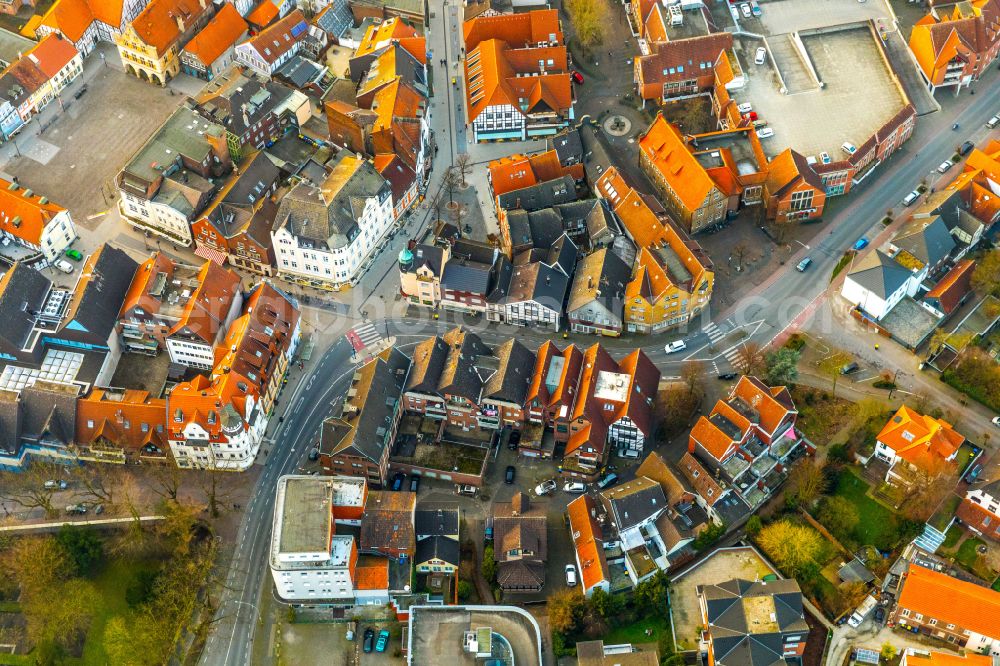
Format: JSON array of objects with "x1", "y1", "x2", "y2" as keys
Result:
[
  {"x1": 992, "y1": 416, "x2": 1000, "y2": 426},
  {"x1": 841, "y1": 141, "x2": 857, "y2": 155},
  {"x1": 664, "y1": 340, "x2": 687, "y2": 354},
  {"x1": 987, "y1": 115, "x2": 1000, "y2": 129},
  {"x1": 565, "y1": 564, "x2": 578, "y2": 587},
  {"x1": 902, "y1": 190, "x2": 920, "y2": 206},
  {"x1": 740, "y1": 3, "x2": 751, "y2": 17},
  {"x1": 819, "y1": 151, "x2": 832, "y2": 164},
  {"x1": 535, "y1": 479, "x2": 557, "y2": 496},
  {"x1": 563, "y1": 482, "x2": 586, "y2": 493},
  {"x1": 756, "y1": 127, "x2": 775, "y2": 139},
  {"x1": 754, "y1": 47, "x2": 767, "y2": 65},
  {"x1": 54, "y1": 259, "x2": 74, "y2": 274},
  {"x1": 737, "y1": 102, "x2": 753, "y2": 114},
  {"x1": 937, "y1": 160, "x2": 953, "y2": 173}
]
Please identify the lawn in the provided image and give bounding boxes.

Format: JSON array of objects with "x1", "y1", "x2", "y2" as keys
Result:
[
  {"x1": 956, "y1": 537, "x2": 986, "y2": 571},
  {"x1": 942, "y1": 525, "x2": 963, "y2": 550},
  {"x1": 831, "y1": 470, "x2": 903, "y2": 550},
  {"x1": 603, "y1": 614, "x2": 671, "y2": 645},
  {"x1": 789, "y1": 385, "x2": 857, "y2": 444},
  {"x1": 80, "y1": 559, "x2": 159, "y2": 665}
]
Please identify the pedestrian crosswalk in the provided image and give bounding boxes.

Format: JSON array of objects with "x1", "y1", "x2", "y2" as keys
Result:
[
  {"x1": 703, "y1": 322, "x2": 726, "y2": 344},
  {"x1": 347, "y1": 323, "x2": 383, "y2": 352}
]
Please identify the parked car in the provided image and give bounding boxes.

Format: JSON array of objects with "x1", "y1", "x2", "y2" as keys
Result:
[
  {"x1": 565, "y1": 564, "x2": 578, "y2": 587},
  {"x1": 717, "y1": 372, "x2": 737, "y2": 380},
  {"x1": 363, "y1": 628, "x2": 375, "y2": 653},
  {"x1": 741, "y1": 3, "x2": 751, "y2": 17},
  {"x1": 508, "y1": 430, "x2": 521, "y2": 451},
  {"x1": 988, "y1": 115, "x2": 1000, "y2": 129},
  {"x1": 819, "y1": 151, "x2": 832, "y2": 164},
  {"x1": 937, "y1": 160, "x2": 953, "y2": 173},
  {"x1": 992, "y1": 416, "x2": 1000, "y2": 426},
  {"x1": 756, "y1": 127, "x2": 774, "y2": 139},
  {"x1": 754, "y1": 47, "x2": 767, "y2": 65},
  {"x1": 571, "y1": 71, "x2": 584, "y2": 84},
  {"x1": 44, "y1": 480, "x2": 67, "y2": 489},
  {"x1": 737, "y1": 102, "x2": 753, "y2": 114},
  {"x1": 563, "y1": 482, "x2": 586, "y2": 493},
  {"x1": 664, "y1": 340, "x2": 687, "y2": 354},
  {"x1": 64, "y1": 248, "x2": 83, "y2": 261},
  {"x1": 873, "y1": 606, "x2": 886, "y2": 625},
  {"x1": 391, "y1": 472, "x2": 405, "y2": 491},
  {"x1": 504, "y1": 465, "x2": 516, "y2": 484},
  {"x1": 485, "y1": 516, "x2": 494, "y2": 540},
  {"x1": 409, "y1": 475, "x2": 420, "y2": 493},
  {"x1": 54, "y1": 259, "x2": 74, "y2": 274},
  {"x1": 73, "y1": 85, "x2": 87, "y2": 99},
  {"x1": 840, "y1": 361, "x2": 859, "y2": 375},
  {"x1": 376, "y1": 629, "x2": 390, "y2": 652},
  {"x1": 852, "y1": 237, "x2": 869, "y2": 251},
  {"x1": 66, "y1": 504, "x2": 86, "y2": 515},
  {"x1": 729, "y1": 4, "x2": 740, "y2": 21},
  {"x1": 535, "y1": 479, "x2": 557, "y2": 496},
  {"x1": 456, "y1": 484, "x2": 478, "y2": 496},
  {"x1": 901, "y1": 190, "x2": 920, "y2": 206},
  {"x1": 796, "y1": 257, "x2": 813, "y2": 272},
  {"x1": 841, "y1": 141, "x2": 857, "y2": 155},
  {"x1": 597, "y1": 473, "x2": 619, "y2": 489},
  {"x1": 750, "y1": 0, "x2": 761, "y2": 15},
  {"x1": 960, "y1": 141, "x2": 975, "y2": 156}
]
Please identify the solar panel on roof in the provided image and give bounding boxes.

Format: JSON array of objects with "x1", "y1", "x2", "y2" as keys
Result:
[
  {"x1": 290, "y1": 21, "x2": 307, "y2": 37},
  {"x1": 854, "y1": 649, "x2": 879, "y2": 665}
]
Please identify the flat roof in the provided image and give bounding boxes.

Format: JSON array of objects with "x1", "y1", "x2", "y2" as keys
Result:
[
  {"x1": 331, "y1": 476, "x2": 366, "y2": 508},
  {"x1": 691, "y1": 132, "x2": 762, "y2": 176},
  {"x1": 736, "y1": 24, "x2": 907, "y2": 159},
  {"x1": 594, "y1": 370, "x2": 630, "y2": 402},
  {"x1": 276, "y1": 476, "x2": 332, "y2": 554}
]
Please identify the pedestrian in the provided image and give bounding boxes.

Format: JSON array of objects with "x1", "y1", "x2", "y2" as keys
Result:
[{"x1": 874, "y1": 343, "x2": 880, "y2": 350}]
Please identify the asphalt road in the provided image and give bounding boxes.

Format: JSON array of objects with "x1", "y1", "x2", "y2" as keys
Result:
[{"x1": 196, "y1": 37, "x2": 1000, "y2": 666}]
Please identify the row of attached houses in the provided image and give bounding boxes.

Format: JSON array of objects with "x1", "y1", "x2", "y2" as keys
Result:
[
  {"x1": 909, "y1": 0, "x2": 1000, "y2": 97},
  {"x1": 0, "y1": 33, "x2": 83, "y2": 141},
  {"x1": 317, "y1": 329, "x2": 661, "y2": 487}
]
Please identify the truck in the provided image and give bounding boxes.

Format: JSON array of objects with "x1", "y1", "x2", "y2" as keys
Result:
[{"x1": 847, "y1": 594, "x2": 879, "y2": 628}]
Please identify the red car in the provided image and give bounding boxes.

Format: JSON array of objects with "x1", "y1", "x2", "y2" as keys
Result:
[{"x1": 571, "y1": 71, "x2": 584, "y2": 84}]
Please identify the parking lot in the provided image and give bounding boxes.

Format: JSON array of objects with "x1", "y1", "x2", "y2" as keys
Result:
[{"x1": 737, "y1": 25, "x2": 908, "y2": 159}]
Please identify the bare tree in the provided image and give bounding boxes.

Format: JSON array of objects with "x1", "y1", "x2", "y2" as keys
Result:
[
  {"x1": 148, "y1": 462, "x2": 184, "y2": 502},
  {"x1": 734, "y1": 342, "x2": 766, "y2": 376},
  {"x1": 0, "y1": 463, "x2": 67, "y2": 517},
  {"x1": 430, "y1": 191, "x2": 445, "y2": 225},
  {"x1": 680, "y1": 360, "x2": 703, "y2": 397},
  {"x1": 199, "y1": 470, "x2": 233, "y2": 519},
  {"x1": 455, "y1": 153, "x2": 473, "y2": 188},
  {"x1": 732, "y1": 243, "x2": 750, "y2": 272},
  {"x1": 71, "y1": 465, "x2": 126, "y2": 508},
  {"x1": 443, "y1": 167, "x2": 461, "y2": 206}
]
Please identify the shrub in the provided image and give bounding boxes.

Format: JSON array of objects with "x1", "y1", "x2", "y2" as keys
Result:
[{"x1": 456, "y1": 581, "x2": 473, "y2": 601}]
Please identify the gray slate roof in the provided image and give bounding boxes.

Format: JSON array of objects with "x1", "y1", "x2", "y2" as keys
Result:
[
  {"x1": 699, "y1": 578, "x2": 809, "y2": 666},
  {"x1": 0, "y1": 389, "x2": 20, "y2": 454},
  {"x1": 414, "y1": 535, "x2": 460, "y2": 567},
  {"x1": 847, "y1": 250, "x2": 914, "y2": 299},
  {"x1": 548, "y1": 126, "x2": 583, "y2": 165},
  {"x1": 20, "y1": 380, "x2": 78, "y2": 445},
  {"x1": 601, "y1": 478, "x2": 667, "y2": 532},
  {"x1": 482, "y1": 339, "x2": 535, "y2": 405},
  {"x1": 0, "y1": 262, "x2": 50, "y2": 356},
  {"x1": 892, "y1": 217, "x2": 956, "y2": 268},
  {"x1": 496, "y1": 175, "x2": 577, "y2": 212},
  {"x1": 60, "y1": 245, "x2": 138, "y2": 343},
  {"x1": 414, "y1": 506, "x2": 460, "y2": 538}
]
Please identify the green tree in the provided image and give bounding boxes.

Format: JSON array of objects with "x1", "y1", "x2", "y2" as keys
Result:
[
  {"x1": 565, "y1": 0, "x2": 608, "y2": 50},
  {"x1": 55, "y1": 524, "x2": 104, "y2": 576},
  {"x1": 481, "y1": 544, "x2": 497, "y2": 584},
  {"x1": 764, "y1": 348, "x2": 800, "y2": 385},
  {"x1": 786, "y1": 460, "x2": 826, "y2": 507},
  {"x1": 589, "y1": 587, "x2": 623, "y2": 620},
  {"x1": 547, "y1": 588, "x2": 586, "y2": 634},
  {"x1": 746, "y1": 515, "x2": 763, "y2": 536},
  {"x1": 692, "y1": 522, "x2": 725, "y2": 552},
  {"x1": 456, "y1": 580, "x2": 473, "y2": 601},
  {"x1": 633, "y1": 571, "x2": 670, "y2": 616},
  {"x1": 816, "y1": 496, "x2": 859, "y2": 539},
  {"x1": 880, "y1": 642, "x2": 898, "y2": 661},
  {"x1": 756, "y1": 520, "x2": 824, "y2": 576},
  {"x1": 971, "y1": 249, "x2": 1000, "y2": 295}
]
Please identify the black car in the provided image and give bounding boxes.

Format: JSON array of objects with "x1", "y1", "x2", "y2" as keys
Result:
[
  {"x1": 508, "y1": 430, "x2": 521, "y2": 451},
  {"x1": 873, "y1": 606, "x2": 886, "y2": 625},
  {"x1": 391, "y1": 472, "x2": 406, "y2": 491},
  {"x1": 505, "y1": 465, "x2": 516, "y2": 484},
  {"x1": 717, "y1": 372, "x2": 737, "y2": 380},
  {"x1": 409, "y1": 475, "x2": 420, "y2": 492},
  {"x1": 363, "y1": 628, "x2": 375, "y2": 653},
  {"x1": 960, "y1": 140, "x2": 976, "y2": 156}
]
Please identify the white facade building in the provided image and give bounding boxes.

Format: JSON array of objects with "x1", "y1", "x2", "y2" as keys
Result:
[
  {"x1": 119, "y1": 190, "x2": 196, "y2": 246},
  {"x1": 272, "y1": 153, "x2": 393, "y2": 290},
  {"x1": 841, "y1": 250, "x2": 924, "y2": 320}
]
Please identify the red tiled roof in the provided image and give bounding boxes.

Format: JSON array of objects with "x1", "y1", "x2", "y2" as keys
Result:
[
  {"x1": 956, "y1": 498, "x2": 1000, "y2": 541},
  {"x1": 244, "y1": 9, "x2": 307, "y2": 64},
  {"x1": 897, "y1": 563, "x2": 1000, "y2": 638},
  {"x1": 0, "y1": 177, "x2": 67, "y2": 246},
  {"x1": 131, "y1": 0, "x2": 212, "y2": 55},
  {"x1": 566, "y1": 494, "x2": 609, "y2": 593},
  {"x1": 168, "y1": 260, "x2": 242, "y2": 344},
  {"x1": 877, "y1": 405, "x2": 964, "y2": 472},
  {"x1": 25, "y1": 33, "x2": 79, "y2": 78},
  {"x1": 75, "y1": 389, "x2": 167, "y2": 452},
  {"x1": 246, "y1": 0, "x2": 279, "y2": 28},
  {"x1": 183, "y1": 3, "x2": 247, "y2": 67},
  {"x1": 118, "y1": 252, "x2": 175, "y2": 319},
  {"x1": 925, "y1": 259, "x2": 974, "y2": 314}
]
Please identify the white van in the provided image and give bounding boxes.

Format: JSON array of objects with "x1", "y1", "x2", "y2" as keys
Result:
[
  {"x1": 847, "y1": 595, "x2": 879, "y2": 628},
  {"x1": 55, "y1": 260, "x2": 74, "y2": 274}
]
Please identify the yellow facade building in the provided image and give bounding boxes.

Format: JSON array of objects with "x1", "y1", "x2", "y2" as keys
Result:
[{"x1": 116, "y1": 0, "x2": 212, "y2": 85}]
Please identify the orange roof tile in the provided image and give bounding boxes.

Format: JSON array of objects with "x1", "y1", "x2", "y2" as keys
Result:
[
  {"x1": 354, "y1": 557, "x2": 390, "y2": 590},
  {"x1": 167, "y1": 260, "x2": 241, "y2": 344},
  {"x1": 897, "y1": 564, "x2": 1000, "y2": 639},
  {"x1": 40, "y1": 0, "x2": 95, "y2": 43},
  {"x1": 689, "y1": 414, "x2": 738, "y2": 461},
  {"x1": 566, "y1": 494, "x2": 610, "y2": 593},
  {"x1": 118, "y1": 252, "x2": 175, "y2": 318},
  {"x1": 246, "y1": 0, "x2": 279, "y2": 28},
  {"x1": 464, "y1": 9, "x2": 563, "y2": 51},
  {"x1": 75, "y1": 389, "x2": 167, "y2": 452},
  {"x1": 488, "y1": 150, "x2": 576, "y2": 197},
  {"x1": 678, "y1": 451, "x2": 724, "y2": 506},
  {"x1": 355, "y1": 17, "x2": 419, "y2": 58},
  {"x1": 26, "y1": 34, "x2": 79, "y2": 78},
  {"x1": 131, "y1": 0, "x2": 211, "y2": 54},
  {"x1": 638, "y1": 115, "x2": 723, "y2": 212},
  {"x1": 925, "y1": 259, "x2": 974, "y2": 314},
  {"x1": 877, "y1": 405, "x2": 964, "y2": 472},
  {"x1": 464, "y1": 38, "x2": 571, "y2": 123},
  {"x1": 0, "y1": 177, "x2": 67, "y2": 246},
  {"x1": 731, "y1": 376, "x2": 795, "y2": 436},
  {"x1": 244, "y1": 9, "x2": 307, "y2": 64},
  {"x1": 183, "y1": 3, "x2": 247, "y2": 67},
  {"x1": 903, "y1": 651, "x2": 994, "y2": 666}
]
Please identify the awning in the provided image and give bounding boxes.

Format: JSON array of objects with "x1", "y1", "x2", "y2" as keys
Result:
[{"x1": 194, "y1": 243, "x2": 228, "y2": 265}]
